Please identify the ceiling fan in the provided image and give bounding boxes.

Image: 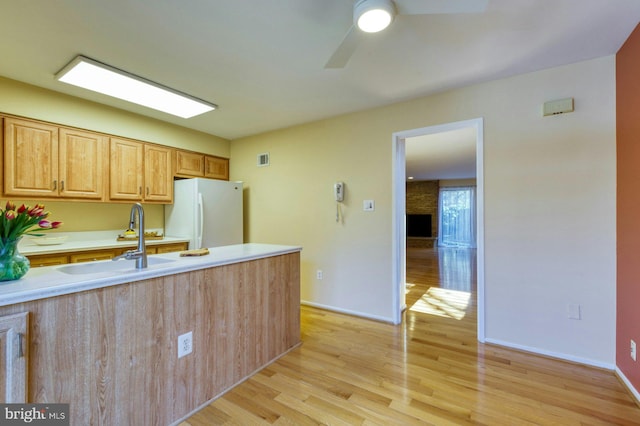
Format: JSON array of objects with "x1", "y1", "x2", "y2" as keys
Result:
[{"x1": 325, "y1": 0, "x2": 488, "y2": 68}]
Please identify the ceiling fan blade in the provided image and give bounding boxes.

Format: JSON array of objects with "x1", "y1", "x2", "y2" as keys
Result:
[
  {"x1": 395, "y1": 0, "x2": 488, "y2": 16},
  {"x1": 325, "y1": 25, "x2": 361, "y2": 69}
]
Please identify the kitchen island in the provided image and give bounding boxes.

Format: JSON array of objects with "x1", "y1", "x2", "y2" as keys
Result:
[{"x1": 0, "y1": 243, "x2": 301, "y2": 425}]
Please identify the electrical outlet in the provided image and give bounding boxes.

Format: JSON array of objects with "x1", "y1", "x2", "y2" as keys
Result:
[
  {"x1": 631, "y1": 340, "x2": 637, "y2": 361},
  {"x1": 316, "y1": 270, "x2": 323, "y2": 280},
  {"x1": 178, "y1": 331, "x2": 193, "y2": 358}
]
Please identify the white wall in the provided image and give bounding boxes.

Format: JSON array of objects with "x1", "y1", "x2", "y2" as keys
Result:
[{"x1": 231, "y1": 56, "x2": 616, "y2": 365}]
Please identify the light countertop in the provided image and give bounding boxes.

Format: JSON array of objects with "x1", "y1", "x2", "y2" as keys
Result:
[
  {"x1": 0, "y1": 243, "x2": 302, "y2": 307},
  {"x1": 18, "y1": 230, "x2": 190, "y2": 255}
]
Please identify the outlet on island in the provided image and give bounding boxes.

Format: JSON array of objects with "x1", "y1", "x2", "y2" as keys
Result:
[{"x1": 178, "y1": 331, "x2": 193, "y2": 358}]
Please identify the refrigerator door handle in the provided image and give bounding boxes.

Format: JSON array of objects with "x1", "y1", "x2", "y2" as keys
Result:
[{"x1": 196, "y1": 192, "x2": 204, "y2": 249}]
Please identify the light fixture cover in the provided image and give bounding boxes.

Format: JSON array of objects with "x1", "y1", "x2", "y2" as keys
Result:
[
  {"x1": 354, "y1": 0, "x2": 396, "y2": 33},
  {"x1": 55, "y1": 55, "x2": 217, "y2": 119}
]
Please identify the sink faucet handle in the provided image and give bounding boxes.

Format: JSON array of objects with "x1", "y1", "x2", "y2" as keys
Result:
[{"x1": 112, "y1": 252, "x2": 128, "y2": 261}]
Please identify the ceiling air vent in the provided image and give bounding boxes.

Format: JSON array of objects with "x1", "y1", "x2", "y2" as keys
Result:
[{"x1": 257, "y1": 152, "x2": 270, "y2": 167}]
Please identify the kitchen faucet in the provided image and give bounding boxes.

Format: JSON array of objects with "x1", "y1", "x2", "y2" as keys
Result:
[{"x1": 112, "y1": 203, "x2": 148, "y2": 269}]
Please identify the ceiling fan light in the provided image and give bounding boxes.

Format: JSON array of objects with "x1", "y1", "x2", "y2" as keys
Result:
[{"x1": 354, "y1": 0, "x2": 395, "y2": 33}]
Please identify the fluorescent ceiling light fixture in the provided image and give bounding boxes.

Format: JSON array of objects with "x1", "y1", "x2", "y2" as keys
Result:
[
  {"x1": 55, "y1": 55, "x2": 216, "y2": 118},
  {"x1": 354, "y1": 0, "x2": 396, "y2": 33}
]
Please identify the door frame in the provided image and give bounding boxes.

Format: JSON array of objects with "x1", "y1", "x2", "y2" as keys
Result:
[{"x1": 391, "y1": 118, "x2": 485, "y2": 342}]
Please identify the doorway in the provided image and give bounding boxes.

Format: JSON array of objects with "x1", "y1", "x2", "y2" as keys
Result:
[{"x1": 391, "y1": 118, "x2": 485, "y2": 342}]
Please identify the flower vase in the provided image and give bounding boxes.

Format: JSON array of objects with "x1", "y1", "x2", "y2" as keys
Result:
[{"x1": 0, "y1": 237, "x2": 30, "y2": 282}]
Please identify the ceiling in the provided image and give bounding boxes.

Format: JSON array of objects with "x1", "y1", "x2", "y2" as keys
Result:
[
  {"x1": 406, "y1": 127, "x2": 476, "y2": 181},
  {"x1": 1, "y1": 0, "x2": 639, "y2": 141}
]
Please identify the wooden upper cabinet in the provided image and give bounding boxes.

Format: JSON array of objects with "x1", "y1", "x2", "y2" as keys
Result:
[
  {"x1": 109, "y1": 137, "x2": 144, "y2": 201},
  {"x1": 3, "y1": 117, "x2": 59, "y2": 197},
  {"x1": 144, "y1": 144, "x2": 173, "y2": 202},
  {"x1": 58, "y1": 127, "x2": 108, "y2": 199},
  {"x1": 109, "y1": 138, "x2": 173, "y2": 203},
  {"x1": 3, "y1": 118, "x2": 106, "y2": 200},
  {"x1": 175, "y1": 150, "x2": 204, "y2": 177},
  {"x1": 2, "y1": 114, "x2": 220, "y2": 203},
  {"x1": 204, "y1": 155, "x2": 229, "y2": 180},
  {"x1": 175, "y1": 149, "x2": 229, "y2": 180}
]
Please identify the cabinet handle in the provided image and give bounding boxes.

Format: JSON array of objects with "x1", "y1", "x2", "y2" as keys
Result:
[
  {"x1": 60, "y1": 180, "x2": 65, "y2": 191},
  {"x1": 146, "y1": 187, "x2": 150, "y2": 196},
  {"x1": 16, "y1": 333, "x2": 24, "y2": 358},
  {"x1": 139, "y1": 186, "x2": 142, "y2": 195},
  {"x1": 53, "y1": 180, "x2": 57, "y2": 190}
]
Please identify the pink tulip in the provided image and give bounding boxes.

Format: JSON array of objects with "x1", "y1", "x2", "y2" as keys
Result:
[
  {"x1": 17, "y1": 204, "x2": 27, "y2": 214},
  {"x1": 28, "y1": 205, "x2": 44, "y2": 217},
  {"x1": 38, "y1": 220, "x2": 52, "y2": 229},
  {"x1": 5, "y1": 210, "x2": 16, "y2": 220},
  {"x1": 5, "y1": 201, "x2": 15, "y2": 211},
  {"x1": 51, "y1": 221, "x2": 63, "y2": 228}
]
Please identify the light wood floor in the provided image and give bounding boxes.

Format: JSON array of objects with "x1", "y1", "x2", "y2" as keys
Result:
[{"x1": 182, "y1": 247, "x2": 640, "y2": 425}]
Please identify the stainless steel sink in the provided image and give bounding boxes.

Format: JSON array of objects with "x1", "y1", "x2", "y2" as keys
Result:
[{"x1": 57, "y1": 257, "x2": 175, "y2": 275}]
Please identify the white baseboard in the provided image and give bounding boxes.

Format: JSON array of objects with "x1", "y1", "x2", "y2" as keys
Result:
[
  {"x1": 484, "y1": 338, "x2": 615, "y2": 370},
  {"x1": 615, "y1": 366, "x2": 640, "y2": 404},
  {"x1": 301, "y1": 300, "x2": 395, "y2": 323}
]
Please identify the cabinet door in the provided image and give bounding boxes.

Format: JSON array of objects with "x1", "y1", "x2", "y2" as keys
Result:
[
  {"x1": 4, "y1": 117, "x2": 59, "y2": 197},
  {"x1": 27, "y1": 253, "x2": 69, "y2": 267},
  {"x1": 155, "y1": 242, "x2": 188, "y2": 253},
  {"x1": 69, "y1": 250, "x2": 116, "y2": 263},
  {"x1": 204, "y1": 155, "x2": 229, "y2": 180},
  {"x1": 59, "y1": 127, "x2": 108, "y2": 200},
  {"x1": 144, "y1": 145, "x2": 173, "y2": 203},
  {"x1": 0, "y1": 312, "x2": 28, "y2": 403},
  {"x1": 175, "y1": 150, "x2": 204, "y2": 177},
  {"x1": 110, "y1": 137, "x2": 143, "y2": 201}
]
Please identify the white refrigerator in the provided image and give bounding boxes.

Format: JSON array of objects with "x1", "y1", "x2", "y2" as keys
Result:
[{"x1": 164, "y1": 178, "x2": 243, "y2": 249}]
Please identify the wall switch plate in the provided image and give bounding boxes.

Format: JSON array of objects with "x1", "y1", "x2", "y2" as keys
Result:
[
  {"x1": 178, "y1": 331, "x2": 193, "y2": 358},
  {"x1": 316, "y1": 270, "x2": 323, "y2": 280},
  {"x1": 363, "y1": 200, "x2": 375, "y2": 211},
  {"x1": 632, "y1": 340, "x2": 637, "y2": 361},
  {"x1": 567, "y1": 304, "x2": 581, "y2": 320}
]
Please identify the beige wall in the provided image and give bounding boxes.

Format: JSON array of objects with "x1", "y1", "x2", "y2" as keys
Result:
[
  {"x1": 0, "y1": 76, "x2": 230, "y2": 231},
  {"x1": 12, "y1": 200, "x2": 165, "y2": 232},
  {"x1": 0, "y1": 56, "x2": 617, "y2": 365},
  {"x1": 0, "y1": 77, "x2": 229, "y2": 156},
  {"x1": 231, "y1": 56, "x2": 616, "y2": 365}
]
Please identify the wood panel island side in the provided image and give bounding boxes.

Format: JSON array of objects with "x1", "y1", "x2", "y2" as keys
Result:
[{"x1": 0, "y1": 243, "x2": 301, "y2": 425}]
